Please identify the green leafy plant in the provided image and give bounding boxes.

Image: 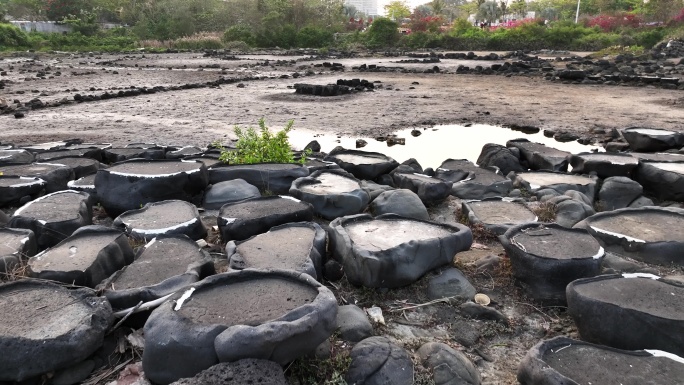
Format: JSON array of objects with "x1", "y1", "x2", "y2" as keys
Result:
[{"x1": 219, "y1": 119, "x2": 308, "y2": 165}]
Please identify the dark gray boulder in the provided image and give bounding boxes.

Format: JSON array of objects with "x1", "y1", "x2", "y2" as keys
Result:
[
  {"x1": 203, "y1": 179, "x2": 260, "y2": 210},
  {"x1": 500, "y1": 223, "x2": 604, "y2": 305},
  {"x1": 208, "y1": 163, "x2": 309, "y2": 194},
  {"x1": 567, "y1": 274, "x2": 684, "y2": 356},
  {"x1": 427, "y1": 268, "x2": 476, "y2": 301},
  {"x1": 0, "y1": 162, "x2": 74, "y2": 193},
  {"x1": 95, "y1": 159, "x2": 208, "y2": 217},
  {"x1": 324, "y1": 148, "x2": 399, "y2": 180},
  {"x1": 226, "y1": 222, "x2": 326, "y2": 280},
  {"x1": 370, "y1": 189, "x2": 429, "y2": 220},
  {"x1": 218, "y1": 196, "x2": 314, "y2": 242},
  {"x1": 0, "y1": 149, "x2": 34, "y2": 164},
  {"x1": 9, "y1": 190, "x2": 92, "y2": 249},
  {"x1": 170, "y1": 359, "x2": 287, "y2": 385},
  {"x1": 437, "y1": 159, "x2": 512, "y2": 199},
  {"x1": 554, "y1": 198, "x2": 596, "y2": 228},
  {"x1": 569, "y1": 152, "x2": 639, "y2": 178},
  {"x1": 462, "y1": 198, "x2": 537, "y2": 235},
  {"x1": 598, "y1": 177, "x2": 644, "y2": 210},
  {"x1": 329, "y1": 214, "x2": 472, "y2": 288},
  {"x1": 417, "y1": 342, "x2": 481, "y2": 385},
  {"x1": 0, "y1": 280, "x2": 112, "y2": 382},
  {"x1": 622, "y1": 127, "x2": 684, "y2": 152},
  {"x1": 506, "y1": 139, "x2": 569, "y2": 172},
  {"x1": 510, "y1": 171, "x2": 598, "y2": 202},
  {"x1": 289, "y1": 169, "x2": 370, "y2": 220},
  {"x1": 336, "y1": 304, "x2": 373, "y2": 342},
  {"x1": 476, "y1": 143, "x2": 524, "y2": 175},
  {"x1": 634, "y1": 161, "x2": 684, "y2": 202},
  {"x1": 50, "y1": 156, "x2": 101, "y2": 179},
  {"x1": 28, "y1": 225, "x2": 135, "y2": 287},
  {"x1": 0, "y1": 176, "x2": 45, "y2": 207},
  {"x1": 391, "y1": 172, "x2": 453, "y2": 204},
  {"x1": 345, "y1": 337, "x2": 414, "y2": 385},
  {"x1": 0, "y1": 227, "x2": 37, "y2": 274},
  {"x1": 360, "y1": 180, "x2": 395, "y2": 200},
  {"x1": 518, "y1": 336, "x2": 684, "y2": 385},
  {"x1": 143, "y1": 270, "x2": 337, "y2": 384},
  {"x1": 113, "y1": 200, "x2": 207, "y2": 241}
]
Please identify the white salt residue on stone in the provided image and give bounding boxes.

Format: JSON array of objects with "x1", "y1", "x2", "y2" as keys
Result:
[
  {"x1": 590, "y1": 226, "x2": 646, "y2": 244},
  {"x1": 8, "y1": 177, "x2": 45, "y2": 188},
  {"x1": 279, "y1": 195, "x2": 301, "y2": 202},
  {"x1": 109, "y1": 167, "x2": 201, "y2": 178},
  {"x1": 127, "y1": 218, "x2": 198, "y2": 235},
  {"x1": 221, "y1": 217, "x2": 237, "y2": 224},
  {"x1": 645, "y1": 350, "x2": 684, "y2": 364},
  {"x1": 592, "y1": 246, "x2": 605, "y2": 260},
  {"x1": 144, "y1": 238, "x2": 157, "y2": 248},
  {"x1": 622, "y1": 272, "x2": 660, "y2": 280},
  {"x1": 174, "y1": 287, "x2": 196, "y2": 311}
]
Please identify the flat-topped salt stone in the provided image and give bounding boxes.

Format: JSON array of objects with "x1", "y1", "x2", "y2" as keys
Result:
[
  {"x1": 50, "y1": 156, "x2": 101, "y2": 178},
  {"x1": 9, "y1": 190, "x2": 92, "y2": 249},
  {"x1": 500, "y1": 223, "x2": 603, "y2": 305},
  {"x1": 28, "y1": 226, "x2": 134, "y2": 287},
  {"x1": 113, "y1": 200, "x2": 207, "y2": 241},
  {"x1": 187, "y1": 156, "x2": 223, "y2": 169},
  {"x1": 143, "y1": 270, "x2": 337, "y2": 384},
  {"x1": 622, "y1": 127, "x2": 684, "y2": 152},
  {"x1": 218, "y1": 196, "x2": 314, "y2": 242},
  {"x1": 436, "y1": 159, "x2": 512, "y2": 199},
  {"x1": 585, "y1": 207, "x2": 684, "y2": 266},
  {"x1": 518, "y1": 336, "x2": 684, "y2": 385},
  {"x1": 630, "y1": 152, "x2": 684, "y2": 162},
  {"x1": 290, "y1": 169, "x2": 370, "y2": 220},
  {"x1": 0, "y1": 280, "x2": 112, "y2": 382},
  {"x1": 0, "y1": 176, "x2": 45, "y2": 207},
  {"x1": 0, "y1": 227, "x2": 37, "y2": 273},
  {"x1": 649, "y1": 162, "x2": 684, "y2": 173},
  {"x1": 438, "y1": 159, "x2": 507, "y2": 183},
  {"x1": 329, "y1": 214, "x2": 472, "y2": 288},
  {"x1": 512, "y1": 171, "x2": 598, "y2": 201},
  {"x1": 392, "y1": 172, "x2": 452, "y2": 203},
  {"x1": 570, "y1": 152, "x2": 639, "y2": 178},
  {"x1": 0, "y1": 162, "x2": 74, "y2": 193},
  {"x1": 567, "y1": 274, "x2": 684, "y2": 356},
  {"x1": 95, "y1": 160, "x2": 208, "y2": 217},
  {"x1": 226, "y1": 222, "x2": 325, "y2": 280},
  {"x1": 634, "y1": 161, "x2": 684, "y2": 202},
  {"x1": 0, "y1": 149, "x2": 34, "y2": 164},
  {"x1": 506, "y1": 139, "x2": 569, "y2": 171},
  {"x1": 462, "y1": 199, "x2": 537, "y2": 235},
  {"x1": 103, "y1": 147, "x2": 166, "y2": 163},
  {"x1": 67, "y1": 174, "x2": 96, "y2": 195},
  {"x1": 324, "y1": 148, "x2": 399, "y2": 180},
  {"x1": 299, "y1": 171, "x2": 361, "y2": 194},
  {"x1": 167, "y1": 146, "x2": 204, "y2": 159},
  {"x1": 101, "y1": 235, "x2": 214, "y2": 309},
  {"x1": 35, "y1": 147, "x2": 105, "y2": 162},
  {"x1": 20, "y1": 140, "x2": 79, "y2": 152},
  {"x1": 208, "y1": 163, "x2": 309, "y2": 194},
  {"x1": 304, "y1": 158, "x2": 340, "y2": 172}
]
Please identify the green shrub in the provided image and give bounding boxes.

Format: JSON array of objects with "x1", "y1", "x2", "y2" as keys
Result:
[
  {"x1": 0, "y1": 24, "x2": 29, "y2": 48},
  {"x1": 223, "y1": 25, "x2": 255, "y2": 46},
  {"x1": 219, "y1": 119, "x2": 307, "y2": 165},
  {"x1": 224, "y1": 40, "x2": 251, "y2": 51},
  {"x1": 295, "y1": 26, "x2": 334, "y2": 48},
  {"x1": 364, "y1": 17, "x2": 400, "y2": 48}
]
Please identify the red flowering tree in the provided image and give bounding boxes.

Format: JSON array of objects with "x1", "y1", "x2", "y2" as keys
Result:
[{"x1": 587, "y1": 12, "x2": 642, "y2": 32}]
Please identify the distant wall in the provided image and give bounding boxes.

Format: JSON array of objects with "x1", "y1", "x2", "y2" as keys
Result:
[{"x1": 10, "y1": 21, "x2": 123, "y2": 34}]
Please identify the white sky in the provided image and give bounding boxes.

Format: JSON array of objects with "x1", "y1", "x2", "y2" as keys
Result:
[{"x1": 378, "y1": 0, "x2": 433, "y2": 15}]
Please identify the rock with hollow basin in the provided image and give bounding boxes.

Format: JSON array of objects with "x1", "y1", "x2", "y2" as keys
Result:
[
  {"x1": 226, "y1": 222, "x2": 326, "y2": 280},
  {"x1": 584, "y1": 206, "x2": 684, "y2": 266},
  {"x1": 510, "y1": 171, "x2": 598, "y2": 202},
  {"x1": 622, "y1": 127, "x2": 684, "y2": 152},
  {"x1": 392, "y1": 172, "x2": 453, "y2": 204},
  {"x1": 50, "y1": 156, "x2": 101, "y2": 179},
  {"x1": 500, "y1": 223, "x2": 604, "y2": 305},
  {"x1": 289, "y1": 169, "x2": 370, "y2": 220},
  {"x1": 28, "y1": 225, "x2": 135, "y2": 287},
  {"x1": 567, "y1": 274, "x2": 684, "y2": 356},
  {"x1": 95, "y1": 159, "x2": 208, "y2": 217},
  {"x1": 569, "y1": 152, "x2": 639, "y2": 178},
  {"x1": 103, "y1": 147, "x2": 166, "y2": 163},
  {"x1": 0, "y1": 227, "x2": 37, "y2": 273},
  {"x1": 329, "y1": 213, "x2": 472, "y2": 288},
  {"x1": 518, "y1": 336, "x2": 684, "y2": 385},
  {"x1": 113, "y1": 200, "x2": 207, "y2": 241},
  {"x1": 0, "y1": 280, "x2": 112, "y2": 382},
  {"x1": 324, "y1": 148, "x2": 399, "y2": 180},
  {"x1": 143, "y1": 270, "x2": 338, "y2": 384},
  {"x1": 67, "y1": 174, "x2": 97, "y2": 199},
  {"x1": 634, "y1": 161, "x2": 684, "y2": 202},
  {"x1": 9, "y1": 190, "x2": 92, "y2": 249},
  {"x1": 436, "y1": 159, "x2": 512, "y2": 200},
  {"x1": 208, "y1": 163, "x2": 309, "y2": 194},
  {"x1": 0, "y1": 162, "x2": 74, "y2": 193},
  {"x1": 218, "y1": 196, "x2": 314, "y2": 242},
  {"x1": 100, "y1": 235, "x2": 215, "y2": 310},
  {"x1": 0, "y1": 176, "x2": 45, "y2": 207},
  {"x1": 507, "y1": 139, "x2": 570, "y2": 172},
  {"x1": 462, "y1": 198, "x2": 537, "y2": 236}
]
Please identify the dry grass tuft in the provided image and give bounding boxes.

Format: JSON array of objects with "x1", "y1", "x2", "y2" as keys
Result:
[{"x1": 531, "y1": 201, "x2": 557, "y2": 223}]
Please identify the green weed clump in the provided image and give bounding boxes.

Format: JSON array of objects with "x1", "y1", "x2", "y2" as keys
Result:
[
  {"x1": 219, "y1": 119, "x2": 308, "y2": 165},
  {"x1": 0, "y1": 24, "x2": 29, "y2": 48}
]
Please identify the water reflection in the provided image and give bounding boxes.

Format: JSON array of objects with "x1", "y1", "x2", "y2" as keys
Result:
[{"x1": 288, "y1": 124, "x2": 601, "y2": 170}]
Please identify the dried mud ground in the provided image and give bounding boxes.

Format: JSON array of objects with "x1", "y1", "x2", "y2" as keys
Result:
[{"x1": 2, "y1": 51, "x2": 684, "y2": 385}]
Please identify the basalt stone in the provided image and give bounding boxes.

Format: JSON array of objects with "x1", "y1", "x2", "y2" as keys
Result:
[
  {"x1": 167, "y1": 146, "x2": 204, "y2": 159},
  {"x1": 28, "y1": 225, "x2": 134, "y2": 287},
  {"x1": 569, "y1": 152, "x2": 639, "y2": 178},
  {"x1": 35, "y1": 147, "x2": 105, "y2": 163},
  {"x1": 100, "y1": 235, "x2": 215, "y2": 310},
  {"x1": 506, "y1": 139, "x2": 569, "y2": 172},
  {"x1": 324, "y1": 148, "x2": 399, "y2": 180},
  {"x1": 584, "y1": 206, "x2": 684, "y2": 266},
  {"x1": 554, "y1": 198, "x2": 595, "y2": 228},
  {"x1": 290, "y1": 169, "x2": 370, "y2": 220},
  {"x1": 0, "y1": 280, "x2": 112, "y2": 382},
  {"x1": 622, "y1": 127, "x2": 684, "y2": 152},
  {"x1": 427, "y1": 268, "x2": 476, "y2": 301},
  {"x1": 500, "y1": 223, "x2": 604, "y2": 305},
  {"x1": 438, "y1": 159, "x2": 512, "y2": 199},
  {"x1": 360, "y1": 180, "x2": 395, "y2": 200},
  {"x1": 143, "y1": 270, "x2": 337, "y2": 384},
  {"x1": 510, "y1": 171, "x2": 598, "y2": 202},
  {"x1": 329, "y1": 214, "x2": 472, "y2": 288},
  {"x1": 20, "y1": 139, "x2": 85, "y2": 153},
  {"x1": 170, "y1": 359, "x2": 287, "y2": 385},
  {"x1": 598, "y1": 177, "x2": 644, "y2": 210},
  {"x1": 95, "y1": 159, "x2": 208, "y2": 217},
  {"x1": 303, "y1": 158, "x2": 340, "y2": 172},
  {"x1": 0, "y1": 176, "x2": 45, "y2": 207},
  {"x1": 9, "y1": 190, "x2": 92, "y2": 249},
  {"x1": 476, "y1": 143, "x2": 524, "y2": 175},
  {"x1": 567, "y1": 274, "x2": 684, "y2": 356},
  {"x1": 370, "y1": 189, "x2": 429, "y2": 220},
  {"x1": 391, "y1": 172, "x2": 453, "y2": 204},
  {"x1": 103, "y1": 147, "x2": 166, "y2": 163},
  {"x1": 336, "y1": 304, "x2": 373, "y2": 342},
  {"x1": 67, "y1": 174, "x2": 97, "y2": 201},
  {"x1": 0, "y1": 227, "x2": 37, "y2": 274},
  {"x1": 49, "y1": 156, "x2": 101, "y2": 179},
  {"x1": 345, "y1": 336, "x2": 414, "y2": 385},
  {"x1": 0, "y1": 162, "x2": 74, "y2": 193},
  {"x1": 518, "y1": 336, "x2": 684, "y2": 385},
  {"x1": 203, "y1": 179, "x2": 261, "y2": 210},
  {"x1": 226, "y1": 222, "x2": 326, "y2": 280},
  {"x1": 462, "y1": 198, "x2": 537, "y2": 235},
  {"x1": 113, "y1": 200, "x2": 207, "y2": 241},
  {"x1": 218, "y1": 196, "x2": 314, "y2": 242},
  {"x1": 634, "y1": 161, "x2": 684, "y2": 202},
  {"x1": 0, "y1": 149, "x2": 34, "y2": 164},
  {"x1": 417, "y1": 342, "x2": 481, "y2": 385},
  {"x1": 208, "y1": 163, "x2": 308, "y2": 194}
]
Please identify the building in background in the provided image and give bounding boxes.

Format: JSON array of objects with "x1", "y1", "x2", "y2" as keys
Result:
[{"x1": 345, "y1": 0, "x2": 380, "y2": 16}]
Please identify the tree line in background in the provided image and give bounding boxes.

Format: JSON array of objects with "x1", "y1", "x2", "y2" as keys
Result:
[{"x1": 0, "y1": 0, "x2": 683, "y2": 52}]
